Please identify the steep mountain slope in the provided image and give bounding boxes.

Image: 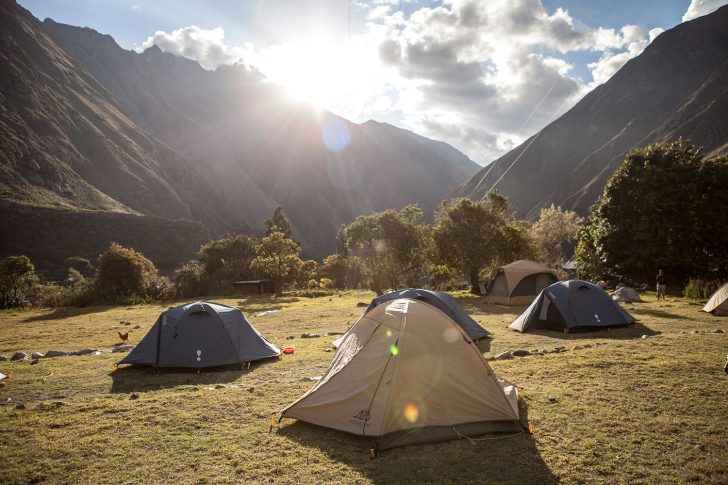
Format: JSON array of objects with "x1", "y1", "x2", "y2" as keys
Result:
[
  {"x1": 40, "y1": 15, "x2": 479, "y2": 257},
  {"x1": 0, "y1": 0, "x2": 479, "y2": 271},
  {"x1": 459, "y1": 6, "x2": 728, "y2": 218}
]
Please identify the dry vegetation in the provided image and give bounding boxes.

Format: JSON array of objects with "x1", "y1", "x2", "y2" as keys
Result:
[{"x1": 0, "y1": 291, "x2": 726, "y2": 484}]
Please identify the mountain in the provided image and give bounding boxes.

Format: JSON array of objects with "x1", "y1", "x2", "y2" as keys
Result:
[
  {"x1": 459, "y1": 6, "x2": 728, "y2": 219},
  {"x1": 0, "y1": 1, "x2": 479, "y2": 274}
]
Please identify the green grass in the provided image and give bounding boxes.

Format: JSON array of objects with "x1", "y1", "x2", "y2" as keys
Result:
[{"x1": 1, "y1": 291, "x2": 727, "y2": 484}]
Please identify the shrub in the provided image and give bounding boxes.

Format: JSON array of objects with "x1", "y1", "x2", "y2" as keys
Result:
[
  {"x1": 683, "y1": 278, "x2": 721, "y2": 300},
  {"x1": 173, "y1": 260, "x2": 207, "y2": 298},
  {"x1": 0, "y1": 255, "x2": 38, "y2": 308},
  {"x1": 95, "y1": 243, "x2": 158, "y2": 297}
]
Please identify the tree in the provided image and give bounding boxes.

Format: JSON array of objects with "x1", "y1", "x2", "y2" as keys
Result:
[
  {"x1": 95, "y1": 243, "x2": 158, "y2": 296},
  {"x1": 196, "y1": 233, "x2": 258, "y2": 293},
  {"x1": 265, "y1": 205, "x2": 298, "y2": 245},
  {"x1": 343, "y1": 205, "x2": 427, "y2": 294},
  {"x1": 530, "y1": 205, "x2": 582, "y2": 267},
  {"x1": 251, "y1": 231, "x2": 304, "y2": 295},
  {"x1": 173, "y1": 260, "x2": 207, "y2": 298},
  {"x1": 0, "y1": 255, "x2": 37, "y2": 305},
  {"x1": 64, "y1": 256, "x2": 93, "y2": 272},
  {"x1": 321, "y1": 253, "x2": 365, "y2": 289},
  {"x1": 433, "y1": 193, "x2": 530, "y2": 293},
  {"x1": 576, "y1": 140, "x2": 728, "y2": 282}
]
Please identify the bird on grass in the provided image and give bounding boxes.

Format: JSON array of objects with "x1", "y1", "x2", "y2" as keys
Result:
[{"x1": 117, "y1": 331, "x2": 129, "y2": 343}]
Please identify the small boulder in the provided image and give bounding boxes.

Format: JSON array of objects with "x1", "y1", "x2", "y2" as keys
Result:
[
  {"x1": 300, "y1": 376, "x2": 321, "y2": 382},
  {"x1": 129, "y1": 393, "x2": 140, "y2": 400},
  {"x1": 10, "y1": 352, "x2": 28, "y2": 361},
  {"x1": 133, "y1": 325, "x2": 140, "y2": 329},
  {"x1": 583, "y1": 344, "x2": 593, "y2": 349},
  {"x1": 548, "y1": 396, "x2": 557, "y2": 403},
  {"x1": 324, "y1": 348, "x2": 332, "y2": 352},
  {"x1": 356, "y1": 302, "x2": 368, "y2": 307},
  {"x1": 30, "y1": 359, "x2": 39, "y2": 365},
  {"x1": 512, "y1": 350, "x2": 530, "y2": 357},
  {"x1": 31, "y1": 352, "x2": 44, "y2": 359},
  {"x1": 189, "y1": 387, "x2": 200, "y2": 392},
  {"x1": 112, "y1": 345, "x2": 135, "y2": 353},
  {"x1": 44, "y1": 350, "x2": 69, "y2": 358},
  {"x1": 215, "y1": 384, "x2": 226, "y2": 390},
  {"x1": 0, "y1": 354, "x2": 6, "y2": 361},
  {"x1": 286, "y1": 336, "x2": 295, "y2": 340},
  {"x1": 713, "y1": 329, "x2": 725, "y2": 334},
  {"x1": 529, "y1": 349, "x2": 540, "y2": 354},
  {"x1": 246, "y1": 386, "x2": 255, "y2": 393},
  {"x1": 15, "y1": 403, "x2": 26, "y2": 410},
  {"x1": 641, "y1": 335, "x2": 649, "y2": 339},
  {"x1": 572, "y1": 345, "x2": 583, "y2": 351},
  {"x1": 71, "y1": 348, "x2": 97, "y2": 356},
  {"x1": 301, "y1": 333, "x2": 320, "y2": 339},
  {"x1": 495, "y1": 351, "x2": 512, "y2": 360},
  {"x1": 694, "y1": 444, "x2": 705, "y2": 451}
]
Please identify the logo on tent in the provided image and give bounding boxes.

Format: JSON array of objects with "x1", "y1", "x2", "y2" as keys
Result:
[
  {"x1": 353, "y1": 409, "x2": 370, "y2": 421},
  {"x1": 196, "y1": 349, "x2": 202, "y2": 362}
]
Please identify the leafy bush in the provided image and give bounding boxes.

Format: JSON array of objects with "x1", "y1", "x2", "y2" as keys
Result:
[
  {"x1": 95, "y1": 243, "x2": 158, "y2": 298},
  {"x1": 173, "y1": 260, "x2": 207, "y2": 298},
  {"x1": 683, "y1": 279, "x2": 721, "y2": 300},
  {"x1": 286, "y1": 288, "x2": 337, "y2": 298},
  {"x1": 0, "y1": 255, "x2": 38, "y2": 308}
]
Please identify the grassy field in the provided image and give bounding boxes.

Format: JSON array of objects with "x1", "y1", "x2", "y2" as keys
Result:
[{"x1": 0, "y1": 290, "x2": 726, "y2": 484}]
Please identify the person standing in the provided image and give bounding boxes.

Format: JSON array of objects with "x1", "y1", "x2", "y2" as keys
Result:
[{"x1": 656, "y1": 269, "x2": 667, "y2": 300}]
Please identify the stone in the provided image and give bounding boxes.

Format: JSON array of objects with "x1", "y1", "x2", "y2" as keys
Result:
[
  {"x1": 641, "y1": 335, "x2": 649, "y2": 339},
  {"x1": 44, "y1": 350, "x2": 69, "y2": 358},
  {"x1": 247, "y1": 387, "x2": 255, "y2": 393},
  {"x1": 0, "y1": 382, "x2": 6, "y2": 388},
  {"x1": 129, "y1": 393, "x2": 140, "y2": 400},
  {"x1": 512, "y1": 349, "x2": 530, "y2": 357},
  {"x1": 112, "y1": 345, "x2": 135, "y2": 353},
  {"x1": 694, "y1": 330, "x2": 700, "y2": 334},
  {"x1": 15, "y1": 403, "x2": 26, "y2": 410},
  {"x1": 356, "y1": 302, "x2": 368, "y2": 307},
  {"x1": 530, "y1": 349, "x2": 540, "y2": 354},
  {"x1": 286, "y1": 336, "x2": 295, "y2": 340},
  {"x1": 324, "y1": 348, "x2": 333, "y2": 352},
  {"x1": 495, "y1": 351, "x2": 512, "y2": 360},
  {"x1": 554, "y1": 346, "x2": 566, "y2": 351},
  {"x1": 694, "y1": 444, "x2": 705, "y2": 451},
  {"x1": 31, "y1": 352, "x2": 45, "y2": 359},
  {"x1": 189, "y1": 387, "x2": 200, "y2": 392},
  {"x1": 0, "y1": 354, "x2": 6, "y2": 361},
  {"x1": 583, "y1": 344, "x2": 593, "y2": 349},
  {"x1": 301, "y1": 333, "x2": 320, "y2": 339},
  {"x1": 300, "y1": 376, "x2": 321, "y2": 382},
  {"x1": 548, "y1": 396, "x2": 557, "y2": 403},
  {"x1": 713, "y1": 329, "x2": 725, "y2": 334},
  {"x1": 10, "y1": 352, "x2": 28, "y2": 361},
  {"x1": 215, "y1": 384, "x2": 226, "y2": 389},
  {"x1": 572, "y1": 345, "x2": 583, "y2": 351},
  {"x1": 30, "y1": 359, "x2": 39, "y2": 365},
  {"x1": 540, "y1": 349, "x2": 549, "y2": 354},
  {"x1": 72, "y1": 348, "x2": 97, "y2": 356},
  {"x1": 133, "y1": 325, "x2": 141, "y2": 329}
]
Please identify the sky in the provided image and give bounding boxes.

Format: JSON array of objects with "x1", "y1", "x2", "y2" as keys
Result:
[{"x1": 18, "y1": 0, "x2": 728, "y2": 165}]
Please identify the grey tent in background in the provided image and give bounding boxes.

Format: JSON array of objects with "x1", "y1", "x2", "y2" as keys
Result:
[
  {"x1": 332, "y1": 288, "x2": 489, "y2": 348},
  {"x1": 611, "y1": 286, "x2": 642, "y2": 303},
  {"x1": 282, "y1": 299, "x2": 521, "y2": 451},
  {"x1": 509, "y1": 280, "x2": 636, "y2": 332},
  {"x1": 120, "y1": 301, "x2": 280, "y2": 368},
  {"x1": 483, "y1": 260, "x2": 558, "y2": 305},
  {"x1": 704, "y1": 282, "x2": 728, "y2": 316}
]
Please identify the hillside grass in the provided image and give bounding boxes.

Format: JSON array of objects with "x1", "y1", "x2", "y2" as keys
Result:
[{"x1": 1, "y1": 291, "x2": 726, "y2": 484}]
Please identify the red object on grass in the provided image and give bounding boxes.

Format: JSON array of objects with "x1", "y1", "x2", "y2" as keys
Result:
[{"x1": 282, "y1": 346, "x2": 295, "y2": 354}]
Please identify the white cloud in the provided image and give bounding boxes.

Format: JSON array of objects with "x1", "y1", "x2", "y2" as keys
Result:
[
  {"x1": 136, "y1": 0, "x2": 665, "y2": 165},
  {"x1": 682, "y1": 0, "x2": 728, "y2": 21},
  {"x1": 135, "y1": 26, "x2": 252, "y2": 70},
  {"x1": 131, "y1": 4, "x2": 141, "y2": 12}
]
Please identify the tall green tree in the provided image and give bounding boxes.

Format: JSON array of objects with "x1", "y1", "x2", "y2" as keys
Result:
[
  {"x1": 343, "y1": 205, "x2": 427, "y2": 294},
  {"x1": 265, "y1": 205, "x2": 298, "y2": 245},
  {"x1": 0, "y1": 255, "x2": 37, "y2": 305},
  {"x1": 196, "y1": 233, "x2": 258, "y2": 292},
  {"x1": 576, "y1": 140, "x2": 728, "y2": 282},
  {"x1": 433, "y1": 193, "x2": 530, "y2": 293},
  {"x1": 251, "y1": 230, "x2": 304, "y2": 295}
]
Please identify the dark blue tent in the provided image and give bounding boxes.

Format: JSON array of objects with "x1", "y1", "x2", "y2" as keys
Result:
[
  {"x1": 366, "y1": 289, "x2": 490, "y2": 340},
  {"x1": 509, "y1": 280, "x2": 635, "y2": 332},
  {"x1": 120, "y1": 301, "x2": 280, "y2": 368}
]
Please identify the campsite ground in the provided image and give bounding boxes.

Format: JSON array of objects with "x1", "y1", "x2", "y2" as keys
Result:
[{"x1": 0, "y1": 291, "x2": 726, "y2": 484}]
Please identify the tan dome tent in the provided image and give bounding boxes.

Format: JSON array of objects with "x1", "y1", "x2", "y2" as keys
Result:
[
  {"x1": 483, "y1": 260, "x2": 557, "y2": 305},
  {"x1": 281, "y1": 298, "x2": 521, "y2": 451},
  {"x1": 611, "y1": 286, "x2": 642, "y2": 302},
  {"x1": 704, "y1": 283, "x2": 728, "y2": 316}
]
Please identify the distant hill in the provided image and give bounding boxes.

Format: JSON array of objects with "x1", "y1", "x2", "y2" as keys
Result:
[
  {"x1": 0, "y1": 1, "x2": 479, "y2": 274},
  {"x1": 459, "y1": 6, "x2": 728, "y2": 218}
]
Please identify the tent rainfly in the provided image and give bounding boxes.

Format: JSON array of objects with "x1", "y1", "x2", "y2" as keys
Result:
[
  {"x1": 332, "y1": 288, "x2": 490, "y2": 348},
  {"x1": 704, "y1": 283, "x2": 728, "y2": 316},
  {"x1": 120, "y1": 301, "x2": 280, "y2": 368},
  {"x1": 509, "y1": 280, "x2": 636, "y2": 332},
  {"x1": 281, "y1": 298, "x2": 521, "y2": 450},
  {"x1": 483, "y1": 260, "x2": 558, "y2": 305},
  {"x1": 611, "y1": 286, "x2": 642, "y2": 303}
]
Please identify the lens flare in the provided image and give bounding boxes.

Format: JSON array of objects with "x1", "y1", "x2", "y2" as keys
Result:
[
  {"x1": 389, "y1": 343, "x2": 398, "y2": 356},
  {"x1": 403, "y1": 403, "x2": 419, "y2": 423},
  {"x1": 321, "y1": 118, "x2": 351, "y2": 152},
  {"x1": 386, "y1": 329, "x2": 393, "y2": 338}
]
